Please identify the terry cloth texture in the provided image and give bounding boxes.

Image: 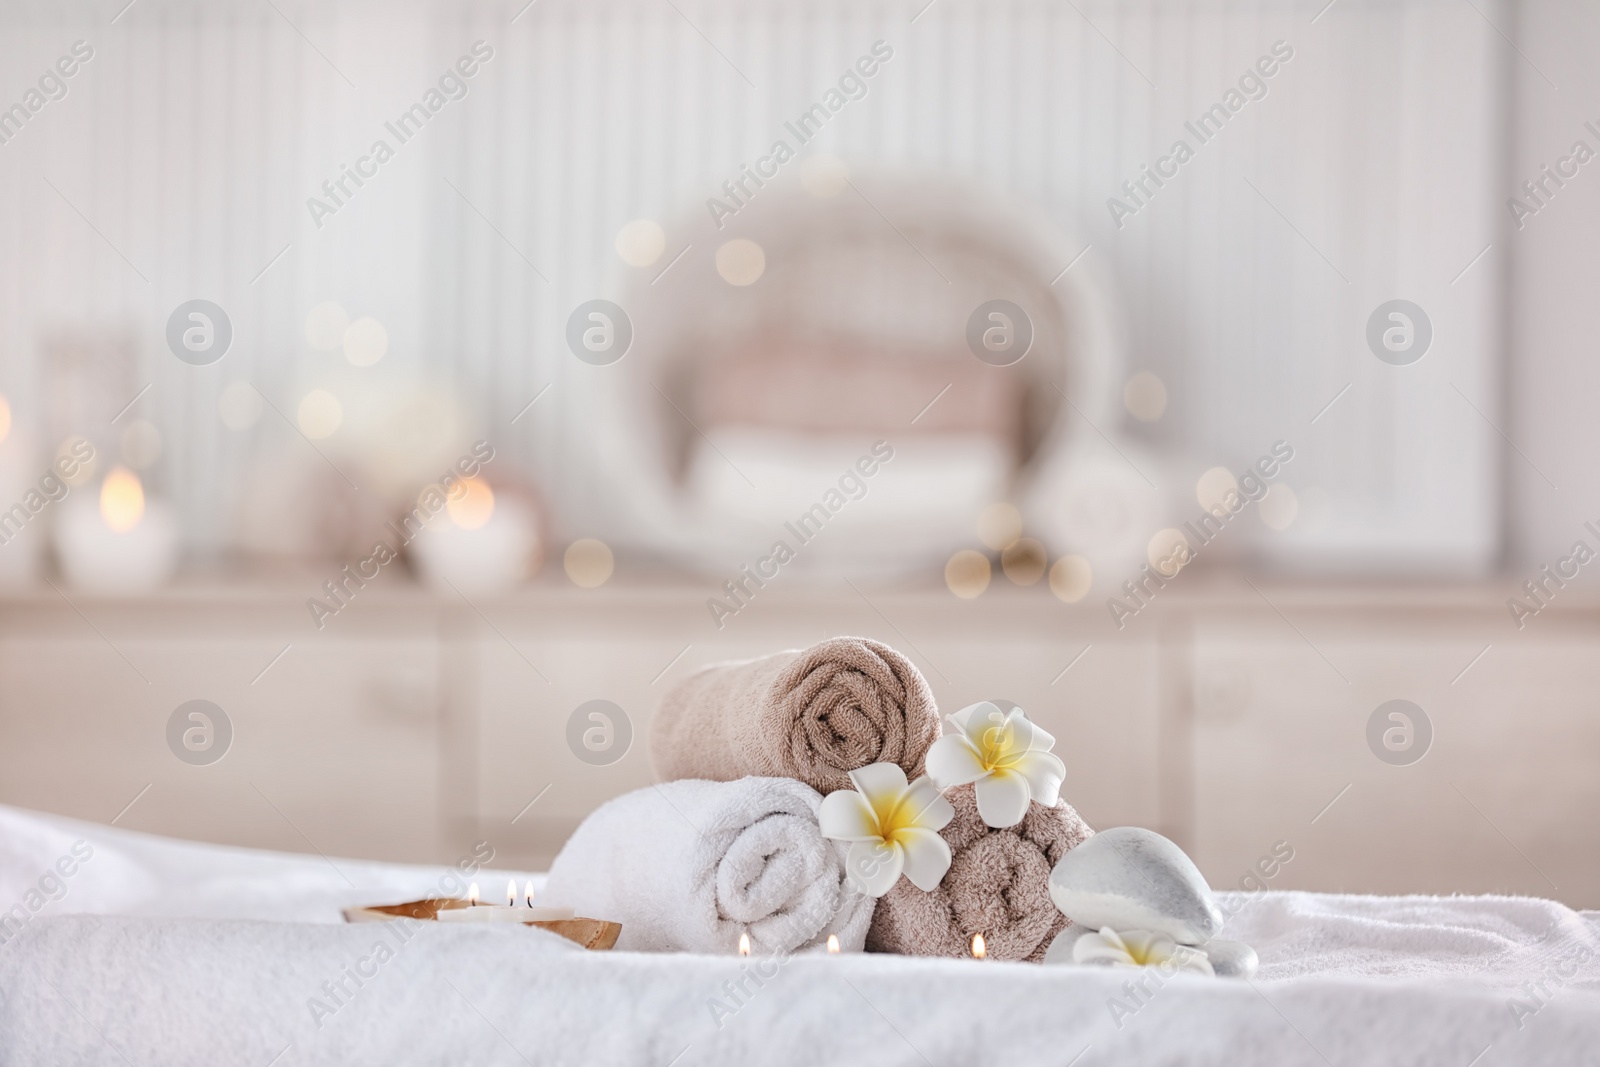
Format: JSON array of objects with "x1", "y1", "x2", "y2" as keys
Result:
[
  {"x1": 867, "y1": 783, "x2": 1094, "y2": 961},
  {"x1": 649, "y1": 636, "x2": 940, "y2": 795},
  {"x1": 542, "y1": 777, "x2": 873, "y2": 955}
]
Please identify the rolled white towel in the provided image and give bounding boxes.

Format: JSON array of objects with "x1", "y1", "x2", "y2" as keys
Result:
[{"x1": 543, "y1": 777, "x2": 873, "y2": 955}]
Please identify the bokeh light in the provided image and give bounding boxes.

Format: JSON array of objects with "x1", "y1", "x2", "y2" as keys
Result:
[
  {"x1": 945, "y1": 549, "x2": 991, "y2": 598},
  {"x1": 297, "y1": 389, "x2": 342, "y2": 439},
  {"x1": 716, "y1": 239, "x2": 765, "y2": 286},
  {"x1": 1049, "y1": 556, "x2": 1093, "y2": 602},
  {"x1": 1147, "y1": 527, "x2": 1191, "y2": 577},
  {"x1": 976, "y1": 502, "x2": 1023, "y2": 551},
  {"x1": 565, "y1": 538, "x2": 615, "y2": 587},
  {"x1": 1196, "y1": 466, "x2": 1239, "y2": 512},
  {"x1": 1001, "y1": 538, "x2": 1047, "y2": 586},
  {"x1": 615, "y1": 219, "x2": 666, "y2": 267}
]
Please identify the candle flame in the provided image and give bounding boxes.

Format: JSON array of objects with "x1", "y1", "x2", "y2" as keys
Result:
[
  {"x1": 524, "y1": 880, "x2": 535, "y2": 906},
  {"x1": 971, "y1": 933, "x2": 987, "y2": 959},
  {"x1": 507, "y1": 879, "x2": 517, "y2": 907},
  {"x1": 826, "y1": 935, "x2": 840, "y2": 955},
  {"x1": 100, "y1": 467, "x2": 145, "y2": 533},
  {"x1": 467, "y1": 881, "x2": 479, "y2": 904},
  {"x1": 738, "y1": 932, "x2": 751, "y2": 956},
  {"x1": 447, "y1": 477, "x2": 496, "y2": 530}
]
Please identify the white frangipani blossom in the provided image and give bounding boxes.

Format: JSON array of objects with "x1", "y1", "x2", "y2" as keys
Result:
[
  {"x1": 925, "y1": 701, "x2": 1067, "y2": 828},
  {"x1": 818, "y1": 763, "x2": 955, "y2": 897},
  {"x1": 1072, "y1": 927, "x2": 1216, "y2": 976}
]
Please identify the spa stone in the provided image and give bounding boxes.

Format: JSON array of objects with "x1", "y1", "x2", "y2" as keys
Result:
[
  {"x1": 1041, "y1": 924, "x2": 1090, "y2": 964},
  {"x1": 1047, "y1": 826, "x2": 1223, "y2": 945},
  {"x1": 1202, "y1": 938, "x2": 1259, "y2": 979}
]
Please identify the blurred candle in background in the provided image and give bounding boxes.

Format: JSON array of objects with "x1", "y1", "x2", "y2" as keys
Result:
[
  {"x1": 100, "y1": 467, "x2": 144, "y2": 531},
  {"x1": 411, "y1": 476, "x2": 542, "y2": 595},
  {"x1": 55, "y1": 465, "x2": 179, "y2": 593}
]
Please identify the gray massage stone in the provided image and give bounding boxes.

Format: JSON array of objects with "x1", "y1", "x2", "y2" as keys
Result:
[
  {"x1": 1041, "y1": 924, "x2": 1090, "y2": 964},
  {"x1": 1048, "y1": 827, "x2": 1224, "y2": 945},
  {"x1": 1202, "y1": 938, "x2": 1259, "y2": 979}
]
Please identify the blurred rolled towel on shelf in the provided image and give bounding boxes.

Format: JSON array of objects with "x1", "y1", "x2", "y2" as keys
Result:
[
  {"x1": 687, "y1": 429, "x2": 1010, "y2": 560},
  {"x1": 542, "y1": 778, "x2": 873, "y2": 954},
  {"x1": 650, "y1": 637, "x2": 940, "y2": 795},
  {"x1": 867, "y1": 784, "x2": 1093, "y2": 962},
  {"x1": 683, "y1": 344, "x2": 1018, "y2": 572}
]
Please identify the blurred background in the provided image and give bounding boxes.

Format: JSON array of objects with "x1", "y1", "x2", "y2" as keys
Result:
[{"x1": 1, "y1": 0, "x2": 1597, "y2": 905}]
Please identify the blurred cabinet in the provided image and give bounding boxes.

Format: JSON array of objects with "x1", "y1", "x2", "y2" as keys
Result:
[
  {"x1": 1188, "y1": 595, "x2": 1600, "y2": 905},
  {"x1": 0, "y1": 577, "x2": 1595, "y2": 906},
  {"x1": 0, "y1": 592, "x2": 444, "y2": 863}
]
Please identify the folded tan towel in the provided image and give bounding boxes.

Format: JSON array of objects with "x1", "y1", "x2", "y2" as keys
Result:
[
  {"x1": 865, "y1": 783, "x2": 1093, "y2": 961},
  {"x1": 650, "y1": 637, "x2": 940, "y2": 795}
]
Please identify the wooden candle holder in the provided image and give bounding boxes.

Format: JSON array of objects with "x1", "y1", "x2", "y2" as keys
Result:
[{"x1": 343, "y1": 898, "x2": 622, "y2": 951}]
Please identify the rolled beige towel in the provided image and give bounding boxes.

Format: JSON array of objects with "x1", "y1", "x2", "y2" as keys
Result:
[
  {"x1": 865, "y1": 783, "x2": 1093, "y2": 961},
  {"x1": 650, "y1": 637, "x2": 940, "y2": 795}
]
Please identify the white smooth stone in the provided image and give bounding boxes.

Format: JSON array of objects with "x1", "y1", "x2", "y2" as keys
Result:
[
  {"x1": 1203, "y1": 938, "x2": 1258, "y2": 979},
  {"x1": 1048, "y1": 827, "x2": 1223, "y2": 945},
  {"x1": 1041, "y1": 925, "x2": 1092, "y2": 964}
]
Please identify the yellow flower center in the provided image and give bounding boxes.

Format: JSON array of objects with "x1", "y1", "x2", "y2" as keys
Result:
[
  {"x1": 865, "y1": 786, "x2": 938, "y2": 850},
  {"x1": 1123, "y1": 941, "x2": 1156, "y2": 966},
  {"x1": 976, "y1": 714, "x2": 1024, "y2": 773}
]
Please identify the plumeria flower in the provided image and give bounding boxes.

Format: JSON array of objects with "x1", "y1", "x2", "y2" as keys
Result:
[
  {"x1": 1072, "y1": 928, "x2": 1215, "y2": 976},
  {"x1": 925, "y1": 701, "x2": 1067, "y2": 828},
  {"x1": 819, "y1": 763, "x2": 955, "y2": 897}
]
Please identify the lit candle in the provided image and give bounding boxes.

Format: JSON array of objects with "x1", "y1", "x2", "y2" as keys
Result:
[
  {"x1": 436, "y1": 876, "x2": 575, "y2": 923},
  {"x1": 738, "y1": 932, "x2": 751, "y2": 956},
  {"x1": 55, "y1": 465, "x2": 179, "y2": 593},
  {"x1": 826, "y1": 935, "x2": 840, "y2": 955},
  {"x1": 971, "y1": 933, "x2": 987, "y2": 959},
  {"x1": 412, "y1": 478, "x2": 542, "y2": 595}
]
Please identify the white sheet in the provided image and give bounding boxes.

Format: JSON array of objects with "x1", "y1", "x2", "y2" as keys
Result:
[
  {"x1": 0, "y1": 802, "x2": 541, "y2": 924},
  {"x1": 2, "y1": 804, "x2": 1598, "y2": 1066}
]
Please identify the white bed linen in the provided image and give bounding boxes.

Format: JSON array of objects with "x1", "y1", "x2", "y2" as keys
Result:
[{"x1": 2, "y1": 804, "x2": 1598, "y2": 1066}]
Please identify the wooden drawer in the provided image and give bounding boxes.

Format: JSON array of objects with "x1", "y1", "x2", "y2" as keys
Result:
[
  {"x1": 0, "y1": 602, "x2": 443, "y2": 863},
  {"x1": 1190, "y1": 609, "x2": 1600, "y2": 907}
]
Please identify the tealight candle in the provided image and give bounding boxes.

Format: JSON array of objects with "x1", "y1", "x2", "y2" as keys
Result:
[
  {"x1": 412, "y1": 482, "x2": 540, "y2": 595},
  {"x1": 826, "y1": 935, "x2": 840, "y2": 955},
  {"x1": 436, "y1": 877, "x2": 575, "y2": 923},
  {"x1": 738, "y1": 932, "x2": 751, "y2": 956},
  {"x1": 971, "y1": 933, "x2": 987, "y2": 959},
  {"x1": 55, "y1": 467, "x2": 178, "y2": 593}
]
